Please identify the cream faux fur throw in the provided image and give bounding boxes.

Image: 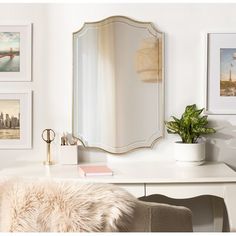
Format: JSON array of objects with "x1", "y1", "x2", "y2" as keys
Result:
[{"x1": 0, "y1": 179, "x2": 137, "y2": 232}]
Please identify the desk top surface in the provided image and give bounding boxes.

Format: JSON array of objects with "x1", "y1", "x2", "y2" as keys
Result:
[{"x1": 0, "y1": 161, "x2": 236, "y2": 184}]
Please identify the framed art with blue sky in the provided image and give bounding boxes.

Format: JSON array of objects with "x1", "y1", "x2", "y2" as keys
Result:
[
  {"x1": 206, "y1": 32, "x2": 236, "y2": 114},
  {"x1": 0, "y1": 24, "x2": 32, "y2": 81}
]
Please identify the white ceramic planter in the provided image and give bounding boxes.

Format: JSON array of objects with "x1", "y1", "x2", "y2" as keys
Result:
[{"x1": 174, "y1": 141, "x2": 205, "y2": 166}]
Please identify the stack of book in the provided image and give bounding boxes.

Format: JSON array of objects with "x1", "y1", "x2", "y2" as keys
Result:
[{"x1": 78, "y1": 165, "x2": 113, "y2": 177}]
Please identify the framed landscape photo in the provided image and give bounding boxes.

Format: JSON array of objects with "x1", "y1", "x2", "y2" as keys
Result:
[
  {"x1": 206, "y1": 32, "x2": 236, "y2": 114},
  {"x1": 0, "y1": 24, "x2": 32, "y2": 81},
  {"x1": 0, "y1": 91, "x2": 32, "y2": 149}
]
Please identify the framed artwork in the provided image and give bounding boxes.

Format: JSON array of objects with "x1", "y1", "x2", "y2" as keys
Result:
[
  {"x1": 206, "y1": 32, "x2": 236, "y2": 114},
  {"x1": 0, "y1": 24, "x2": 32, "y2": 81},
  {"x1": 0, "y1": 91, "x2": 32, "y2": 149}
]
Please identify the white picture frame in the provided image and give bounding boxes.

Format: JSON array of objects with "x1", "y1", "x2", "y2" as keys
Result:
[
  {"x1": 0, "y1": 24, "x2": 32, "y2": 81},
  {"x1": 0, "y1": 91, "x2": 32, "y2": 149},
  {"x1": 205, "y1": 32, "x2": 236, "y2": 115}
]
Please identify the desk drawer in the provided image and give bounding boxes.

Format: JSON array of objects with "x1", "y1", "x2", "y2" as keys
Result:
[
  {"x1": 114, "y1": 184, "x2": 145, "y2": 198},
  {"x1": 146, "y1": 183, "x2": 224, "y2": 199}
]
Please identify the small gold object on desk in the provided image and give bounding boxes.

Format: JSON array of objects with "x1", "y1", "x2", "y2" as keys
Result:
[{"x1": 42, "y1": 129, "x2": 55, "y2": 165}]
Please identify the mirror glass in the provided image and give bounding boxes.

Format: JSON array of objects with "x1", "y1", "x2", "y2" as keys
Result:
[{"x1": 73, "y1": 16, "x2": 164, "y2": 154}]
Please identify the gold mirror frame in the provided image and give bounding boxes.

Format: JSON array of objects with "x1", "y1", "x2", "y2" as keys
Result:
[{"x1": 72, "y1": 16, "x2": 165, "y2": 154}]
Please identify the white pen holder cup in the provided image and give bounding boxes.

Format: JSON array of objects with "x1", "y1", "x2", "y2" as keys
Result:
[{"x1": 59, "y1": 145, "x2": 78, "y2": 165}]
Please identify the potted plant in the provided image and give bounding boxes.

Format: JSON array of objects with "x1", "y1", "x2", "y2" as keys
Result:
[{"x1": 165, "y1": 104, "x2": 216, "y2": 166}]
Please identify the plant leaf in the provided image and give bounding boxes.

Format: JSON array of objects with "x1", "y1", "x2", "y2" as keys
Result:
[{"x1": 164, "y1": 104, "x2": 216, "y2": 143}]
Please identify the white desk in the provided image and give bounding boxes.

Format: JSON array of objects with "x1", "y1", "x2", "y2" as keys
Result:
[{"x1": 1, "y1": 161, "x2": 236, "y2": 232}]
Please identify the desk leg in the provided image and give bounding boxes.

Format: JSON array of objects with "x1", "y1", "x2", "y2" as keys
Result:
[
  {"x1": 224, "y1": 185, "x2": 236, "y2": 232},
  {"x1": 212, "y1": 197, "x2": 224, "y2": 232}
]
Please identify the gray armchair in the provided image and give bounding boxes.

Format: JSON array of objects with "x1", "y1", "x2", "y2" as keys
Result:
[{"x1": 0, "y1": 179, "x2": 193, "y2": 232}]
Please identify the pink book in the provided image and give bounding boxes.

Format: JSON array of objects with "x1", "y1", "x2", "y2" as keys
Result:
[{"x1": 78, "y1": 165, "x2": 113, "y2": 177}]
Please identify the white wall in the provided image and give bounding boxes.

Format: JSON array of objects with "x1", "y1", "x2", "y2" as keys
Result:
[
  {"x1": 46, "y1": 3, "x2": 236, "y2": 170},
  {"x1": 0, "y1": 4, "x2": 49, "y2": 168},
  {"x1": 0, "y1": 3, "x2": 236, "y2": 231},
  {"x1": 1, "y1": 3, "x2": 235, "y2": 168}
]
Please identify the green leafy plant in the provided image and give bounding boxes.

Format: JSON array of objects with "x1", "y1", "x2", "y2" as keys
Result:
[{"x1": 165, "y1": 104, "x2": 216, "y2": 143}]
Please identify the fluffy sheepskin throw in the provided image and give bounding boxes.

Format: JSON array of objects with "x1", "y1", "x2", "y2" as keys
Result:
[{"x1": 0, "y1": 179, "x2": 137, "y2": 232}]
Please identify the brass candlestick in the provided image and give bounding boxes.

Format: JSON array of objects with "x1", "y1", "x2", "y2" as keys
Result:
[{"x1": 42, "y1": 129, "x2": 55, "y2": 165}]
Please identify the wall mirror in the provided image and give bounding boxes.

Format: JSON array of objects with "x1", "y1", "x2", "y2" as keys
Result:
[{"x1": 72, "y1": 16, "x2": 164, "y2": 154}]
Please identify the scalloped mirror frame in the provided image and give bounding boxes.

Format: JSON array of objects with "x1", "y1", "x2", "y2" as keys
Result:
[{"x1": 72, "y1": 16, "x2": 165, "y2": 154}]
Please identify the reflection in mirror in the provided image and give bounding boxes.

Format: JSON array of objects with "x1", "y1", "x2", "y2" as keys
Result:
[{"x1": 73, "y1": 16, "x2": 164, "y2": 154}]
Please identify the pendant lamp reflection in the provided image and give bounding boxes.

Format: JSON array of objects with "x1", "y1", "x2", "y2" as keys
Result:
[{"x1": 135, "y1": 37, "x2": 162, "y2": 82}]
